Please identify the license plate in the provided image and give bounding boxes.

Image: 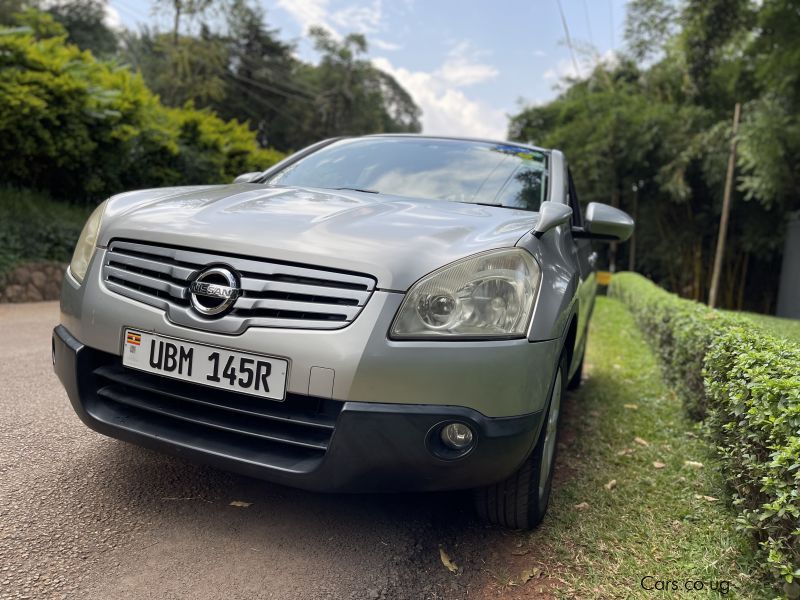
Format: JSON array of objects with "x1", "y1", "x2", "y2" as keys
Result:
[{"x1": 122, "y1": 329, "x2": 288, "y2": 400}]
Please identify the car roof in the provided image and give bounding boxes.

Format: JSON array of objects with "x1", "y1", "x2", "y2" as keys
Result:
[{"x1": 358, "y1": 133, "x2": 550, "y2": 154}]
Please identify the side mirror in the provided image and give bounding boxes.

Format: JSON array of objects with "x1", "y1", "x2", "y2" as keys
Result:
[
  {"x1": 233, "y1": 172, "x2": 263, "y2": 184},
  {"x1": 533, "y1": 201, "x2": 573, "y2": 238},
  {"x1": 578, "y1": 202, "x2": 634, "y2": 242}
]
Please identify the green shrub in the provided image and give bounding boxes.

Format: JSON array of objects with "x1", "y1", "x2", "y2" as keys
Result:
[
  {"x1": 607, "y1": 272, "x2": 737, "y2": 418},
  {"x1": 609, "y1": 272, "x2": 800, "y2": 590},
  {"x1": 705, "y1": 328, "x2": 800, "y2": 587},
  {"x1": 169, "y1": 105, "x2": 285, "y2": 186},
  {"x1": 0, "y1": 16, "x2": 283, "y2": 202},
  {"x1": 0, "y1": 187, "x2": 90, "y2": 277}
]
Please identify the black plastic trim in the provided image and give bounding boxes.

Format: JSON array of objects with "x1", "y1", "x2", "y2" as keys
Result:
[{"x1": 53, "y1": 325, "x2": 545, "y2": 492}]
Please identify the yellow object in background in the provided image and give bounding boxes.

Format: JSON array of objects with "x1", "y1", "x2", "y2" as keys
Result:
[{"x1": 598, "y1": 271, "x2": 613, "y2": 286}]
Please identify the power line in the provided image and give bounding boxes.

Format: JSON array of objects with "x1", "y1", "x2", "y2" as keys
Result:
[
  {"x1": 226, "y1": 49, "x2": 316, "y2": 99},
  {"x1": 582, "y1": 0, "x2": 594, "y2": 49},
  {"x1": 222, "y1": 74, "x2": 304, "y2": 125},
  {"x1": 556, "y1": 0, "x2": 580, "y2": 78},
  {"x1": 113, "y1": 22, "x2": 318, "y2": 101},
  {"x1": 109, "y1": 4, "x2": 316, "y2": 103},
  {"x1": 226, "y1": 70, "x2": 314, "y2": 104},
  {"x1": 110, "y1": 0, "x2": 148, "y2": 25}
]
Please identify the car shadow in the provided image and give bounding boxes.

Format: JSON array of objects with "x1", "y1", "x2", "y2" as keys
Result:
[
  {"x1": 60, "y1": 435, "x2": 490, "y2": 598},
  {"x1": 58, "y1": 386, "x2": 588, "y2": 599}
]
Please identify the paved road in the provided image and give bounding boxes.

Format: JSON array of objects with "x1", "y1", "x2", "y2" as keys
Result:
[{"x1": 0, "y1": 302, "x2": 513, "y2": 600}]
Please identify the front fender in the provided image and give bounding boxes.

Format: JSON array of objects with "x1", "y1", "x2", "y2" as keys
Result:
[{"x1": 519, "y1": 226, "x2": 581, "y2": 343}]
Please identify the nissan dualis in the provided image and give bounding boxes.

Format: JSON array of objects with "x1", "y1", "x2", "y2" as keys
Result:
[{"x1": 53, "y1": 135, "x2": 633, "y2": 529}]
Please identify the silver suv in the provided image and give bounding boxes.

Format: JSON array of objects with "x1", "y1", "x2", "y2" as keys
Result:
[{"x1": 53, "y1": 135, "x2": 633, "y2": 529}]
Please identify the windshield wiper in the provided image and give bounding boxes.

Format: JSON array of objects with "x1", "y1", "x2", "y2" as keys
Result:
[
  {"x1": 332, "y1": 187, "x2": 380, "y2": 194},
  {"x1": 456, "y1": 201, "x2": 520, "y2": 210}
]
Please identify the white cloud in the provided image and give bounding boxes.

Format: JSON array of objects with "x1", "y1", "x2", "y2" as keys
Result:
[
  {"x1": 437, "y1": 41, "x2": 498, "y2": 87},
  {"x1": 373, "y1": 57, "x2": 507, "y2": 140},
  {"x1": 598, "y1": 48, "x2": 620, "y2": 69},
  {"x1": 533, "y1": 49, "x2": 547, "y2": 58},
  {"x1": 372, "y1": 38, "x2": 401, "y2": 51},
  {"x1": 276, "y1": 0, "x2": 332, "y2": 34},
  {"x1": 276, "y1": 2, "x2": 506, "y2": 139},
  {"x1": 543, "y1": 49, "x2": 620, "y2": 86},
  {"x1": 277, "y1": 0, "x2": 385, "y2": 38},
  {"x1": 330, "y1": 1, "x2": 383, "y2": 33},
  {"x1": 543, "y1": 57, "x2": 580, "y2": 83},
  {"x1": 104, "y1": 3, "x2": 122, "y2": 29}
]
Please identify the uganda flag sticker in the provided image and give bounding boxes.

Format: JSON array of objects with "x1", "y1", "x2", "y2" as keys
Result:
[{"x1": 126, "y1": 331, "x2": 142, "y2": 346}]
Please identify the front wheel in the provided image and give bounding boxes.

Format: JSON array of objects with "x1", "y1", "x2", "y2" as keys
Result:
[{"x1": 474, "y1": 352, "x2": 566, "y2": 529}]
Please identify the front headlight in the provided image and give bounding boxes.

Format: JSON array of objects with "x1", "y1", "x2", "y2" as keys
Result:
[
  {"x1": 69, "y1": 200, "x2": 107, "y2": 283},
  {"x1": 390, "y1": 249, "x2": 541, "y2": 339}
]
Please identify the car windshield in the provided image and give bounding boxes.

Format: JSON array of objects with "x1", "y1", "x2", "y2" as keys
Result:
[{"x1": 264, "y1": 137, "x2": 549, "y2": 211}]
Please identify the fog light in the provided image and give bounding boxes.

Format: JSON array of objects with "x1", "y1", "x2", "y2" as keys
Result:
[{"x1": 440, "y1": 423, "x2": 474, "y2": 450}]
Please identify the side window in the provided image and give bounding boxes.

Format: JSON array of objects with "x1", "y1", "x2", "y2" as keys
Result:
[{"x1": 567, "y1": 169, "x2": 583, "y2": 227}]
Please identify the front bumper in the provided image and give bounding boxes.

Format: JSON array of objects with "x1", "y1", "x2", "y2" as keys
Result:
[{"x1": 54, "y1": 325, "x2": 545, "y2": 492}]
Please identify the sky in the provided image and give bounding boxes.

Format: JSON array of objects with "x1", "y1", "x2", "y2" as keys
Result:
[{"x1": 107, "y1": 0, "x2": 630, "y2": 140}]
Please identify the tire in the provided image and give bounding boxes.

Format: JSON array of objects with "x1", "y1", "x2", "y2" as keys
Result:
[
  {"x1": 566, "y1": 346, "x2": 585, "y2": 391},
  {"x1": 474, "y1": 352, "x2": 567, "y2": 529}
]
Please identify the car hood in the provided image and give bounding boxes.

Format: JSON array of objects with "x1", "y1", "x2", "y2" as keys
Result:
[{"x1": 99, "y1": 184, "x2": 539, "y2": 290}]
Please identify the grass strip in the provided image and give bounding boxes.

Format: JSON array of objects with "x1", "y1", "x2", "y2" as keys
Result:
[{"x1": 496, "y1": 298, "x2": 767, "y2": 599}]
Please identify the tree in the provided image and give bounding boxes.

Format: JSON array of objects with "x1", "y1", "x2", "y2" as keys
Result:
[
  {"x1": 510, "y1": 61, "x2": 711, "y2": 289},
  {"x1": 153, "y1": 0, "x2": 213, "y2": 43},
  {"x1": 306, "y1": 26, "x2": 420, "y2": 140},
  {"x1": 509, "y1": 0, "x2": 799, "y2": 311},
  {"x1": 679, "y1": 0, "x2": 753, "y2": 106},
  {"x1": 122, "y1": 1, "x2": 421, "y2": 152},
  {"x1": 0, "y1": 0, "x2": 29, "y2": 25},
  {"x1": 46, "y1": 0, "x2": 117, "y2": 57},
  {"x1": 623, "y1": 0, "x2": 678, "y2": 63},
  {"x1": 212, "y1": 0, "x2": 307, "y2": 148},
  {"x1": 124, "y1": 26, "x2": 228, "y2": 107},
  {"x1": 736, "y1": 0, "x2": 800, "y2": 216}
]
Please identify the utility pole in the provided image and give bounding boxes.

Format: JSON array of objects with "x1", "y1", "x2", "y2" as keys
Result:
[{"x1": 708, "y1": 102, "x2": 741, "y2": 308}]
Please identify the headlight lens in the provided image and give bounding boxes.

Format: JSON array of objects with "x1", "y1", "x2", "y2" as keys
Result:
[
  {"x1": 69, "y1": 200, "x2": 107, "y2": 283},
  {"x1": 390, "y1": 249, "x2": 541, "y2": 339}
]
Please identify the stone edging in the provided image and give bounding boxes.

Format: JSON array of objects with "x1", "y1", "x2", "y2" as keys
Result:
[{"x1": 1, "y1": 261, "x2": 67, "y2": 302}]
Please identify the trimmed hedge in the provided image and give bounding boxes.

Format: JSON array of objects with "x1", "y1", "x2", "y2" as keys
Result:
[
  {"x1": 608, "y1": 272, "x2": 737, "y2": 419},
  {"x1": 609, "y1": 272, "x2": 800, "y2": 591},
  {"x1": 706, "y1": 329, "x2": 800, "y2": 588}
]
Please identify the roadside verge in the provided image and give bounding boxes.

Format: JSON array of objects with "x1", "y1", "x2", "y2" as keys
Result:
[{"x1": 479, "y1": 297, "x2": 766, "y2": 599}]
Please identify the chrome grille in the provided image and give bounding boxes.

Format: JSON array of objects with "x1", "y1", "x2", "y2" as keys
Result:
[{"x1": 101, "y1": 240, "x2": 376, "y2": 334}]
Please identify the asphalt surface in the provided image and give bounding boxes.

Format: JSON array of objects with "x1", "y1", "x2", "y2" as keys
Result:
[{"x1": 0, "y1": 302, "x2": 513, "y2": 600}]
